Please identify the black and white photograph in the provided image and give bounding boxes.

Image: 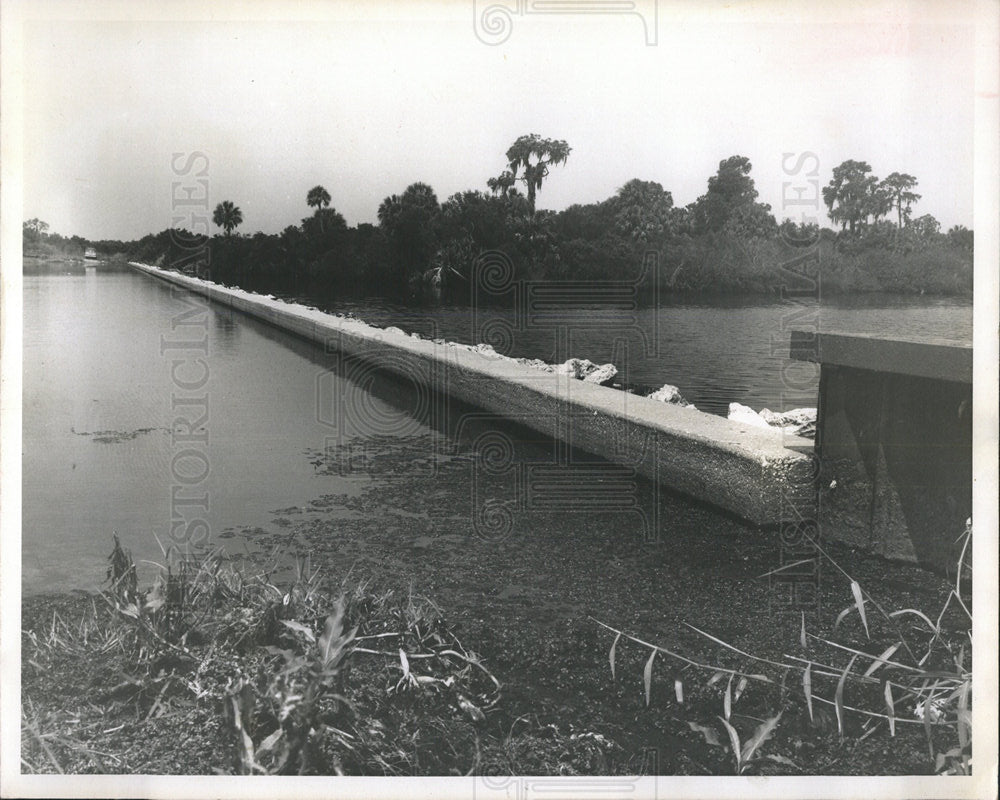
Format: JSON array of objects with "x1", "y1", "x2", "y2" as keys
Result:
[{"x1": 1, "y1": 1, "x2": 997, "y2": 798}]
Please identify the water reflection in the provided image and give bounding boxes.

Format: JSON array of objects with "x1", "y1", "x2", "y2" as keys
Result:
[
  {"x1": 22, "y1": 271, "x2": 422, "y2": 593},
  {"x1": 211, "y1": 306, "x2": 241, "y2": 354}
]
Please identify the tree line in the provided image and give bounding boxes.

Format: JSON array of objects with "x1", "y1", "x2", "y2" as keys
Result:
[
  {"x1": 22, "y1": 218, "x2": 89, "y2": 259},
  {"x1": 31, "y1": 135, "x2": 973, "y2": 296}
]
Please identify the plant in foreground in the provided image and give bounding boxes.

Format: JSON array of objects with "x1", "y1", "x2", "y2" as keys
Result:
[
  {"x1": 226, "y1": 599, "x2": 356, "y2": 775},
  {"x1": 31, "y1": 537, "x2": 504, "y2": 775},
  {"x1": 593, "y1": 519, "x2": 973, "y2": 775}
]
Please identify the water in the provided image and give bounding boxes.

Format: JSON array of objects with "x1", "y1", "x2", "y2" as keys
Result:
[
  {"x1": 287, "y1": 288, "x2": 972, "y2": 415},
  {"x1": 23, "y1": 266, "x2": 413, "y2": 593},
  {"x1": 22, "y1": 264, "x2": 972, "y2": 594}
]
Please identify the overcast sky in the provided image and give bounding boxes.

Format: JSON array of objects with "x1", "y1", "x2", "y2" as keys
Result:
[{"x1": 17, "y1": 1, "x2": 977, "y2": 241}]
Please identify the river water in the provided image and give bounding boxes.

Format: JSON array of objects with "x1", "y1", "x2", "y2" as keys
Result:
[
  {"x1": 22, "y1": 263, "x2": 971, "y2": 594},
  {"x1": 23, "y1": 265, "x2": 381, "y2": 592},
  {"x1": 287, "y1": 287, "x2": 972, "y2": 415}
]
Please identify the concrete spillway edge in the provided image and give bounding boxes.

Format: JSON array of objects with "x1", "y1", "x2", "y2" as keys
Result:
[{"x1": 130, "y1": 262, "x2": 817, "y2": 528}]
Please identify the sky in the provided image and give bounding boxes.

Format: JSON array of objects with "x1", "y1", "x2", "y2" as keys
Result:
[{"x1": 14, "y1": 0, "x2": 978, "y2": 241}]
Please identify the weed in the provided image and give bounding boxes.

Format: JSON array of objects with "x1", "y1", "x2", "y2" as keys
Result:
[
  {"x1": 106, "y1": 533, "x2": 138, "y2": 605},
  {"x1": 593, "y1": 519, "x2": 973, "y2": 774},
  {"x1": 24, "y1": 536, "x2": 503, "y2": 775}
]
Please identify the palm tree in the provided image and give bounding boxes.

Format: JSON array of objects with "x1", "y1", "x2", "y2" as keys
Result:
[
  {"x1": 307, "y1": 185, "x2": 331, "y2": 214},
  {"x1": 212, "y1": 201, "x2": 243, "y2": 236},
  {"x1": 501, "y1": 134, "x2": 571, "y2": 214}
]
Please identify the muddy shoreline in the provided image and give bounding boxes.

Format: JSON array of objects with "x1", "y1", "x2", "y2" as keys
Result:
[{"x1": 21, "y1": 445, "x2": 966, "y2": 775}]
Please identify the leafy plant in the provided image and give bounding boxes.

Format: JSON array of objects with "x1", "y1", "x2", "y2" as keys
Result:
[
  {"x1": 593, "y1": 518, "x2": 974, "y2": 774},
  {"x1": 226, "y1": 599, "x2": 357, "y2": 775},
  {"x1": 40, "y1": 535, "x2": 505, "y2": 775},
  {"x1": 106, "y1": 533, "x2": 138, "y2": 605},
  {"x1": 690, "y1": 711, "x2": 789, "y2": 774}
]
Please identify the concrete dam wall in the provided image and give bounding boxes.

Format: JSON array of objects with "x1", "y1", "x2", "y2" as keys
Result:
[{"x1": 130, "y1": 262, "x2": 817, "y2": 531}]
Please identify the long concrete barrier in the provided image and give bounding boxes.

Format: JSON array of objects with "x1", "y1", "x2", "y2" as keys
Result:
[{"x1": 131, "y1": 262, "x2": 816, "y2": 527}]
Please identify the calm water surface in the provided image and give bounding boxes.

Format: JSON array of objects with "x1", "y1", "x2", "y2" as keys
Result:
[
  {"x1": 22, "y1": 265, "x2": 972, "y2": 593},
  {"x1": 23, "y1": 267, "x2": 414, "y2": 592},
  {"x1": 292, "y1": 288, "x2": 972, "y2": 414}
]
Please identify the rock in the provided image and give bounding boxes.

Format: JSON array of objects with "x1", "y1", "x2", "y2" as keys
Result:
[
  {"x1": 647, "y1": 384, "x2": 696, "y2": 409},
  {"x1": 554, "y1": 358, "x2": 617, "y2": 385},
  {"x1": 470, "y1": 342, "x2": 504, "y2": 359},
  {"x1": 728, "y1": 404, "x2": 817, "y2": 438},
  {"x1": 761, "y1": 409, "x2": 817, "y2": 438},
  {"x1": 728, "y1": 402, "x2": 774, "y2": 430},
  {"x1": 581, "y1": 363, "x2": 618, "y2": 385},
  {"x1": 553, "y1": 358, "x2": 585, "y2": 377},
  {"x1": 759, "y1": 407, "x2": 817, "y2": 437}
]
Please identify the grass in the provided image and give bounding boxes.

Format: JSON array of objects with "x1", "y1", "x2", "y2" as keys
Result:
[
  {"x1": 21, "y1": 537, "x2": 617, "y2": 776},
  {"x1": 591, "y1": 520, "x2": 973, "y2": 775},
  {"x1": 21, "y1": 458, "x2": 973, "y2": 777}
]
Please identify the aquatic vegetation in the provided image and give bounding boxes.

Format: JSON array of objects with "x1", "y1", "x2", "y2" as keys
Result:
[{"x1": 71, "y1": 426, "x2": 167, "y2": 445}]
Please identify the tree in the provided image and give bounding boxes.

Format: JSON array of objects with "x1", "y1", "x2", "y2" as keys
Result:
[
  {"x1": 307, "y1": 185, "x2": 331, "y2": 214},
  {"x1": 606, "y1": 179, "x2": 676, "y2": 243},
  {"x1": 212, "y1": 201, "x2": 243, "y2": 236},
  {"x1": 23, "y1": 218, "x2": 49, "y2": 245},
  {"x1": 554, "y1": 202, "x2": 612, "y2": 242},
  {"x1": 498, "y1": 134, "x2": 571, "y2": 214},
  {"x1": 438, "y1": 190, "x2": 525, "y2": 251},
  {"x1": 23, "y1": 218, "x2": 49, "y2": 236},
  {"x1": 778, "y1": 218, "x2": 820, "y2": 247},
  {"x1": 822, "y1": 160, "x2": 877, "y2": 234},
  {"x1": 280, "y1": 224, "x2": 306, "y2": 267},
  {"x1": 378, "y1": 182, "x2": 440, "y2": 286},
  {"x1": 879, "y1": 172, "x2": 921, "y2": 232},
  {"x1": 692, "y1": 156, "x2": 760, "y2": 233},
  {"x1": 486, "y1": 170, "x2": 518, "y2": 198},
  {"x1": 301, "y1": 207, "x2": 347, "y2": 252},
  {"x1": 911, "y1": 214, "x2": 941, "y2": 239},
  {"x1": 723, "y1": 201, "x2": 778, "y2": 241},
  {"x1": 947, "y1": 225, "x2": 973, "y2": 253},
  {"x1": 865, "y1": 183, "x2": 893, "y2": 227},
  {"x1": 305, "y1": 186, "x2": 338, "y2": 238}
]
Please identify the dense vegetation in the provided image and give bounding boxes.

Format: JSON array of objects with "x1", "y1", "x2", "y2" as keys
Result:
[
  {"x1": 22, "y1": 218, "x2": 89, "y2": 260},
  {"x1": 29, "y1": 138, "x2": 973, "y2": 298}
]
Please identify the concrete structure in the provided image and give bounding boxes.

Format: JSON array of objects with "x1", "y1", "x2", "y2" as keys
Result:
[
  {"x1": 131, "y1": 262, "x2": 815, "y2": 530},
  {"x1": 791, "y1": 330, "x2": 972, "y2": 569}
]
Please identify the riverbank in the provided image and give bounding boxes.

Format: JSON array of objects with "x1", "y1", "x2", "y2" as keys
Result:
[
  {"x1": 21, "y1": 453, "x2": 971, "y2": 775},
  {"x1": 22, "y1": 253, "x2": 86, "y2": 264}
]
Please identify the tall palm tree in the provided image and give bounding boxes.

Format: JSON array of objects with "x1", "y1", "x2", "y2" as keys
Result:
[
  {"x1": 502, "y1": 134, "x2": 571, "y2": 214},
  {"x1": 307, "y1": 185, "x2": 331, "y2": 214},
  {"x1": 212, "y1": 201, "x2": 243, "y2": 236}
]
